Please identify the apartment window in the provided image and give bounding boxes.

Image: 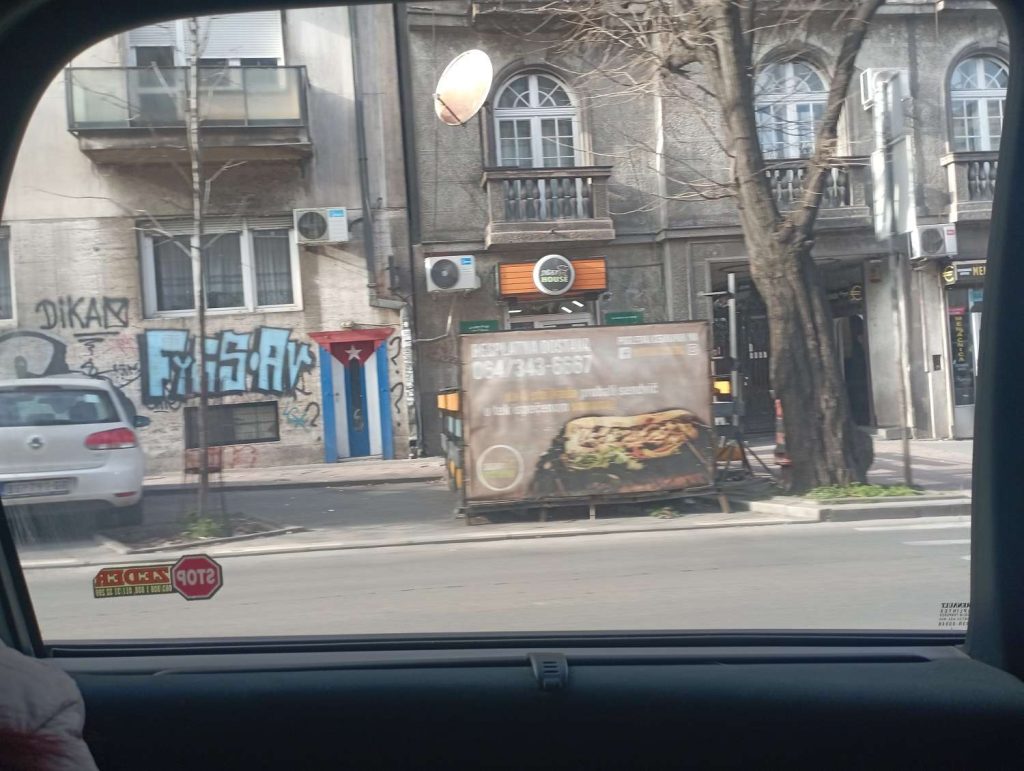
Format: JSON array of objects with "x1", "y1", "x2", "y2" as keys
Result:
[
  {"x1": 143, "y1": 221, "x2": 300, "y2": 316},
  {"x1": 185, "y1": 401, "x2": 280, "y2": 448},
  {"x1": 755, "y1": 60, "x2": 828, "y2": 160},
  {"x1": 0, "y1": 229, "x2": 12, "y2": 321},
  {"x1": 494, "y1": 73, "x2": 580, "y2": 168},
  {"x1": 951, "y1": 55, "x2": 1008, "y2": 152},
  {"x1": 128, "y1": 11, "x2": 284, "y2": 66}
]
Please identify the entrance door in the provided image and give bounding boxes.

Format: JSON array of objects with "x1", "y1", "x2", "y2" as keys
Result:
[{"x1": 327, "y1": 340, "x2": 389, "y2": 459}]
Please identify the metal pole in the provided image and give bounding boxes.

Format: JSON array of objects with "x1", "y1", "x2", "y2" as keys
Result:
[{"x1": 727, "y1": 272, "x2": 741, "y2": 432}]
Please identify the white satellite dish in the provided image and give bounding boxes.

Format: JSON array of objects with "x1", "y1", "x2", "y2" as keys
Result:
[{"x1": 434, "y1": 49, "x2": 493, "y2": 126}]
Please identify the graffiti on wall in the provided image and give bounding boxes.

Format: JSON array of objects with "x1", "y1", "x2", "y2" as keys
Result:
[
  {"x1": 284, "y1": 402, "x2": 320, "y2": 430},
  {"x1": 139, "y1": 326, "x2": 316, "y2": 408},
  {"x1": 0, "y1": 328, "x2": 141, "y2": 390},
  {"x1": 35, "y1": 296, "x2": 129, "y2": 330}
]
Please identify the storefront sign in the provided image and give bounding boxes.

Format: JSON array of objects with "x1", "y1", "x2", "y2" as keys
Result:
[
  {"x1": 460, "y1": 322, "x2": 713, "y2": 503},
  {"x1": 942, "y1": 261, "x2": 986, "y2": 286},
  {"x1": 499, "y1": 258, "x2": 607, "y2": 297},
  {"x1": 604, "y1": 311, "x2": 645, "y2": 326},
  {"x1": 948, "y1": 304, "x2": 975, "y2": 406},
  {"x1": 533, "y1": 254, "x2": 575, "y2": 295},
  {"x1": 459, "y1": 320, "x2": 500, "y2": 334}
]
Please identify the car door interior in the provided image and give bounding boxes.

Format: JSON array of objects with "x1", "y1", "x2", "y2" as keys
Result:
[{"x1": 3, "y1": 0, "x2": 1024, "y2": 769}]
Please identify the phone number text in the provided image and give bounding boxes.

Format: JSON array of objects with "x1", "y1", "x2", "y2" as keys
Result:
[{"x1": 471, "y1": 355, "x2": 593, "y2": 380}]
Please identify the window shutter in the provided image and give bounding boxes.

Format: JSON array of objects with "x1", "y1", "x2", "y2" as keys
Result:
[
  {"x1": 127, "y1": 22, "x2": 177, "y2": 49},
  {"x1": 199, "y1": 11, "x2": 284, "y2": 62},
  {"x1": 142, "y1": 216, "x2": 292, "y2": 236}
]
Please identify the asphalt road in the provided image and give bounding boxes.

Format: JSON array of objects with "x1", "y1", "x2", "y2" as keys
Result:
[{"x1": 24, "y1": 516, "x2": 971, "y2": 642}]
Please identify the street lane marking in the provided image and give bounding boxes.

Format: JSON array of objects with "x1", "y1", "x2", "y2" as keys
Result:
[
  {"x1": 961, "y1": 556, "x2": 971, "y2": 561},
  {"x1": 856, "y1": 522, "x2": 969, "y2": 532},
  {"x1": 903, "y1": 539, "x2": 971, "y2": 546}
]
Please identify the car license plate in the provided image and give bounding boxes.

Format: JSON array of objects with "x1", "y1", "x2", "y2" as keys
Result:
[{"x1": 2, "y1": 478, "x2": 74, "y2": 499}]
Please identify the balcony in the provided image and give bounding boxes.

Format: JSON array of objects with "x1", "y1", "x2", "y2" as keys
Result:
[
  {"x1": 941, "y1": 151, "x2": 998, "y2": 222},
  {"x1": 481, "y1": 166, "x2": 616, "y2": 249},
  {"x1": 66, "y1": 66, "x2": 311, "y2": 164},
  {"x1": 764, "y1": 157, "x2": 871, "y2": 225}
]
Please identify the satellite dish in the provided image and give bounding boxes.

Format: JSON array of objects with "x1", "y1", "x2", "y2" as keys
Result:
[{"x1": 434, "y1": 49, "x2": 493, "y2": 126}]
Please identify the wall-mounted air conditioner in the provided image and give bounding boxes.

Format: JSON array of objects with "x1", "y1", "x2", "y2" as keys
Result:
[
  {"x1": 426, "y1": 255, "x2": 479, "y2": 292},
  {"x1": 294, "y1": 208, "x2": 349, "y2": 244},
  {"x1": 910, "y1": 224, "x2": 958, "y2": 261}
]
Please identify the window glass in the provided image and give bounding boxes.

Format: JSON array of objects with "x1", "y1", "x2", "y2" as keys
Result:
[
  {"x1": 0, "y1": 388, "x2": 118, "y2": 426},
  {"x1": 203, "y1": 233, "x2": 245, "y2": 309},
  {"x1": 153, "y1": 235, "x2": 195, "y2": 311},
  {"x1": 3, "y1": 3, "x2": 998, "y2": 644},
  {"x1": 494, "y1": 72, "x2": 578, "y2": 167},
  {"x1": 252, "y1": 229, "x2": 293, "y2": 306},
  {"x1": 185, "y1": 401, "x2": 280, "y2": 447},
  {"x1": 951, "y1": 55, "x2": 1007, "y2": 151}
]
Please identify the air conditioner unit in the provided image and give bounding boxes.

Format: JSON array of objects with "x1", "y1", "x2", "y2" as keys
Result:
[
  {"x1": 910, "y1": 224, "x2": 958, "y2": 261},
  {"x1": 294, "y1": 208, "x2": 349, "y2": 244},
  {"x1": 426, "y1": 255, "x2": 479, "y2": 292}
]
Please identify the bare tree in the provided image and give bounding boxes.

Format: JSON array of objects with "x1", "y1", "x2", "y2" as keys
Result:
[{"x1": 504, "y1": 0, "x2": 880, "y2": 489}]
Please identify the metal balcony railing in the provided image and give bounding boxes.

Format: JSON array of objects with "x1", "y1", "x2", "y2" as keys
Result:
[{"x1": 66, "y1": 66, "x2": 307, "y2": 130}]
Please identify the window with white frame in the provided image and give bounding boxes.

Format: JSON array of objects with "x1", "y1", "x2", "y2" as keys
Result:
[
  {"x1": 0, "y1": 228, "x2": 12, "y2": 321},
  {"x1": 755, "y1": 60, "x2": 828, "y2": 160},
  {"x1": 494, "y1": 73, "x2": 580, "y2": 168},
  {"x1": 142, "y1": 219, "x2": 299, "y2": 316},
  {"x1": 950, "y1": 55, "x2": 1008, "y2": 152}
]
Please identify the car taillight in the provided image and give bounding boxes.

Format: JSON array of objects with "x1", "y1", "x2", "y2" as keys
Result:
[{"x1": 85, "y1": 427, "x2": 137, "y2": 450}]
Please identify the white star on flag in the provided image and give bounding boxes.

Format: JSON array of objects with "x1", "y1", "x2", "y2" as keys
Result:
[{"x1": 344, "y1": 345, "x2": 362, "y2": 361}]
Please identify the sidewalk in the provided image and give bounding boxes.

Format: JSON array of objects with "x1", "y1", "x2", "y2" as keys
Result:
[{"x1": 144, "y1": 457, "x2": 446, "y2": 492}]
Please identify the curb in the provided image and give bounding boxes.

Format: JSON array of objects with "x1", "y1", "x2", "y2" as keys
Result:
[
  {"x1": 143, "y1": 474, "x2": 445, "y2": 494},
  {"x1": 94, "y1": 525, "x2": 309, "y2": 555},
  {"x1": 20, "y1": 512, "x2": 815, "y2": 569},
  {"x1": 745, "y1": 494, "x2": 971, "y2": 522}
]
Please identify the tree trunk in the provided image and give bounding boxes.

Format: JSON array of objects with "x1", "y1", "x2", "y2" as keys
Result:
[
  {"x1": 697, "y1": 0, "x2": 873, "y2": 490},
  {"x1": 185, "y1": 17, "x2": 214, "y2": 523}
]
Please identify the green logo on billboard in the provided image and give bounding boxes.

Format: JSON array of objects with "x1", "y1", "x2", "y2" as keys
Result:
[{"x1": 476, "y1": 444, "x2": 524, "y2": 492}]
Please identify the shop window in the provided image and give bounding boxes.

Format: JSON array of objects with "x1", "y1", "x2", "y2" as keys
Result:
[
  {"x1": 0, "y1": 228, "x2": 12, "y2": 321},
  {"x1": 185, "y1": 401, "x2": 280, "y2": 448}
]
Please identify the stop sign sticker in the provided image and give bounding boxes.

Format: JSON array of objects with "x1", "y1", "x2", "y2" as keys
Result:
[{"x1": 171, "y1": 554, "x2": 223, "y2": 601}]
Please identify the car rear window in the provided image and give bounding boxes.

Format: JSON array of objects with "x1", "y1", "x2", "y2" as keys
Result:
[{"x1": 0, "y1": 388, "x2": 119, "y2": 427}]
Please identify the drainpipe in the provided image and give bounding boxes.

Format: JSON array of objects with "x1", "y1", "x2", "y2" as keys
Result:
[
  {"x1": 350, "y1": 3, "x2": 425, "y2": 456},
  {"x1": 393, "y1": 2, "x2": 427, "y2": 456},
  {"x1": 350, "y1": 4, "x2": 403, "y2": 313}
]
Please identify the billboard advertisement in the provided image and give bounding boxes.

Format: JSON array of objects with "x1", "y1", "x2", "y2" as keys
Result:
[{"x1": 460, "y1": 322, "x2": 713, "y2": 503}]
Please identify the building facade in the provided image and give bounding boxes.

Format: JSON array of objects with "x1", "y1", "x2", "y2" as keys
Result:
[
  {"x1": 0, "y1": 6, "x2": 416, "y2": 472},
  {"x1": 403, "y1": 0, "x2": 1004, "y2": 453}
]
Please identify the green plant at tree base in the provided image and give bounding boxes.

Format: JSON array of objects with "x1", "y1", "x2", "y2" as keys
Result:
[
  {"x1": 182, "y1": 510, "x2": 229, "y2": 539},
  {"x1": 804, "y1": 483, "x2": 922, "y2": 500}
]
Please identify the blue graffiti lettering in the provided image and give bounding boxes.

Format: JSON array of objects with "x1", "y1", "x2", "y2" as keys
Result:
[{"x1": 138, "y1": 327, "x2": 316, "y2": 407}]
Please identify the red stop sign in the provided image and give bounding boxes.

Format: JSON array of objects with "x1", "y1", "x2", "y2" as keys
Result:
[{"x1": 171, "y1": 554, "x2": 223, "y2": 601}]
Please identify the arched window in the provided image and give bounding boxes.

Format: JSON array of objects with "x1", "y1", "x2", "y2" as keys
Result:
[
  {"x1": 494, "y1": 73, "x2": 580, "y2": 168},
  {"x1": 755, "y1": 60, "x2": 828, "y2": 160},
  {"x1": 950, "y1": 55, "x2": 1008, "y2": 152}
]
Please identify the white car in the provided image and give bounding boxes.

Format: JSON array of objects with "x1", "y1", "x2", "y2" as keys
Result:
[{"x1": 0, "y1": 375, "x2": 149, "y2": 527}]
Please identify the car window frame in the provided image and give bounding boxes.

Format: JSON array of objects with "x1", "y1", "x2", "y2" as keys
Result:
[{"x1": 0, "y1": 0, "x2": 1017, "y2": 682}]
